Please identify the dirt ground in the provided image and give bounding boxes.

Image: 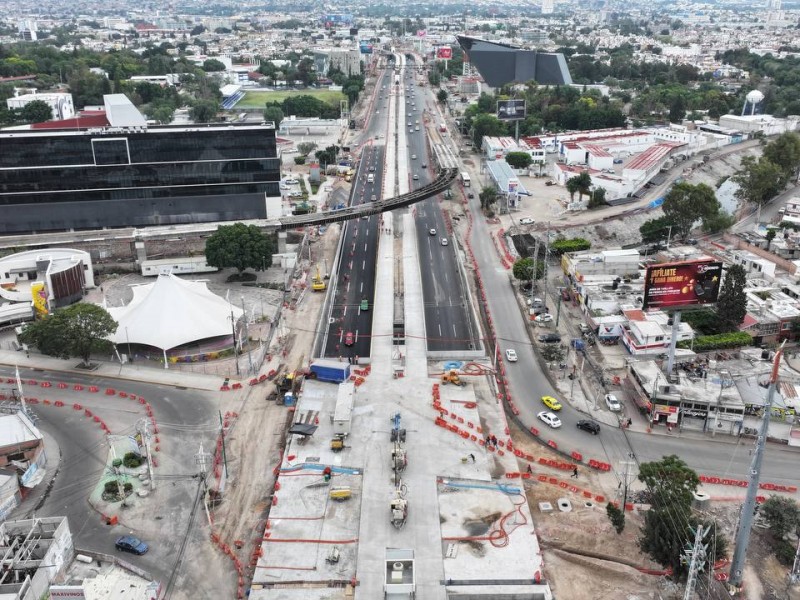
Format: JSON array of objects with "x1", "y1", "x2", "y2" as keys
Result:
[{"x1": 190, "y1": 222, "x2": 344, "y2": 596}]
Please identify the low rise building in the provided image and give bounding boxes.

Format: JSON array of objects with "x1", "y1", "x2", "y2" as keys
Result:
[
  {"x1": 620, "y1": 307, "x2": 695, "y2": 355},
  {"x1": 6, "y1": 92, "x2": 74, "y2": 121}
]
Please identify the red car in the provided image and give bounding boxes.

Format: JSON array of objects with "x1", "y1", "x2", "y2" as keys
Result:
[{"x1": 344, "y1": 331, "x2": 355, "y2": 346}]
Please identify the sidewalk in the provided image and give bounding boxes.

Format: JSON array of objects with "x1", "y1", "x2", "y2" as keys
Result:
[{"x1": 0, "y1": 349, "x2": 227, "y2": 392}]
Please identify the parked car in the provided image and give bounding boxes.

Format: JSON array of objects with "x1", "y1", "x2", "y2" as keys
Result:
[
  {"x1": 537, "y1": 411, "x2": 562, "y2": 429},
  {"x1": 578, "y1": 323, "x2": 591, "y2": 334},
  {"x1": 344, "y1": 331, "x2": 355, "y2": 346},
  {"x1": 576, "y1": 419, "x2": 600, "y2": 435},
  {"x1": 505, "y1": 349, "x2": 518, "y2": 362},
  {"x1": 519, "y1": 217, "x2": 535, "y2": 225},
  {"x1": 613, "y1": 158, "x2": 624, "y2": 164},
  {"x1": 535, "y1": 313, "x2": 553, "y2": 323},
  {"x1": 115, "y1": 536, "x2": 149, "y2": 555},
  {"x1": 538, "y1": 333, "x2": 561, "y2": 343},
  {"x1": 605, "y1": 393, "x2": 622, "y2": 412},
  {"x1": 541, "y1": 395, "x2": 562, "y2": 411}
]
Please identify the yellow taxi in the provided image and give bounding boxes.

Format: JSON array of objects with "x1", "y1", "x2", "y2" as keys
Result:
[{"x1": 541, "y1": 395, "x2": 562, "y2": 411}]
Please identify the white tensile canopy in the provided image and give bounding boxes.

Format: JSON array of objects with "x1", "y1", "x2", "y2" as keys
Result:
[{"x1": 105, "y1": 273, "x2": 244, "y2": 351}]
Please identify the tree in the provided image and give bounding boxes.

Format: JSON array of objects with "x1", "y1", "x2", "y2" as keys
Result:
[
  {"x1": 588, "y1": 187, "x2": 607, "y2": 208},
  {"x1": 606, "y1": 502, "x2": 625, "y2": 534},
  {"x1": 662, "y1": 182, "x2": 720, "y2": 239},
  {"x1": 760, "y1": 495, "x2": 800, "y2": 539},
  {"x1": 765, "y1": 228, "x2": 777, "y2": 250},
  {"x1": 189, "y1": 100, "x2": 218, "y2": 123},
  {"x1": 205, "y1": 223, "x2": 275, "y2": 274},
  {"x1": 19, "y1": 304, "x2": 118, "y2": 367},
  {"x1": 315, "y1": 145, "x2": 339, "y2": 166},
  {"x1": 19, "y1": 99, "x2": 52, "y2": 123},
  {"x1": 715, "y1": 264, "x2": 748, "y2": 332},
  {"x1": 478, "y1": 186, "x2": 498, "y2": 211},
  {"x1": 762, "y1": 132, "x2": 800, "y2": 179},
  {"x1": 471, "y1": 113, "x2": 507, "y2": 147},
  {"x1": 437, "y1": 89, "x2": 448, "y2": 104},
  {"x1": 638, "y1": 456, "x2": 727, "y2": 576},
  {"x1": 640, "y1": 217, "x2": 673, "y2": 246},
  {"x1": 263, "y1": 105, "x2": 284, "y2": 127},
  {"x1": 512, "y1": 257, "x2": 544, "y2": 282},
  {"x1": 733, "y1": 155, "x2": 786, "y2": 206},
  {"x1": 203, "y1": 58, "x2": 225, "y2": 73},
  {"x1": 297, "y1": 141, "x2": 317, "y2": 156},
  {"x1": 668, "y1": 95, "x2": 686, "y2": 123},
  {"x1": 505, "y1": 151, "x2": 533, "y2": 170},
  {"x1": 566, "y1": 171, "x2": 592, "y2": 201}
]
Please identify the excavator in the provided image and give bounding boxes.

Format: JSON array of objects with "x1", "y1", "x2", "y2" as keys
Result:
[
  {"x1": 311, "y1": 266, "x2": 326, "y2": 292},
  {"x1": 441, "y1": 370, "x2": 466, "y2": 387}
]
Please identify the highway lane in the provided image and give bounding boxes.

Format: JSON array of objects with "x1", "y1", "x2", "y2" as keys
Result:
[
  {"x1": 323, "y1": 70, "x2": 392, "y2": 359},
  {"x1": 404, "y1": 64, "x2": 478, "y2": 353},
  {"x1": 464, "y1": 187, "x2": 800, "y2": 489}
]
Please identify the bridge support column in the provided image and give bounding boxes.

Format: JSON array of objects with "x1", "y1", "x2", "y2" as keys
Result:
[{"x1": 277, "y1": 231, "x2": 287, "y2": 253}]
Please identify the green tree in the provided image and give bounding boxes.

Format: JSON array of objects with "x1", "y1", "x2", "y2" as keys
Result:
[
  {"x1": 297, "y1": 141, "x2": 317, "y2": 156},
  {"x1": 668, "y1": 95, "x2": 686, "y2": 123},
  {"x1": 638, "y1": 456, "x2": 727, "y2": 575},
  {"x1": 437, "y1": 89, "x2": 448, "y2": 104},
  {"x1": 19, "y1": 99, "x2": 52, "y2": 123},
  {"x1": 606, "y1": 502, "x2": 625, "y2": 534},
  {"x1": 512, "y1": 257, "x2": 544, "y2": 282},
  {"x1": 263, "y1": 105, "x2": 284, "y2": 127},
  {"x1": 588, "y1": 187, "x2": 607, "y2": 208},
  {"x1": 701, "y1": 210, "x2": 735, "y2": 234},
  {"x1": 662, "y1": 182, "x2": 720, "y2": 239},
  {"x1": 733, "y1": 155, "x2": 786, "y2": 206},
  {"x1": 566, "y1": 171, "x2": 592, "y2": 201},
  {"x1": 505, "y1": 152, "x2": 533, "y2": 170},
  {"x1": 19, "y1": 304, "x2": 118, "y2": 367},
  {"x1": 640, "y1": 217, "x2": 674, "y2": 245},
  {"x1": 760, "y1": 495, "x2": 800, "y2": 539},
  {"x1": 765, "y1": 228, "x2": 777, "y2": 250},
  {"x1": 478, "y1": 186, "x2": 498, "y2": 211},
  {"x1": 715, "y1": 264, "x2": 748, "y2": 332},
  {"x1": 762, "y1": 132, "x2": 800, "y2": 179},
  {"x1": 205, "y1": 223, "x2": 274, "y2": 274},
  {"x1": 315, "y1": 145, "x2": 339, "y2": 166},
  {"x1": 189, "y1": 100, "x2": 218, "y2": 123},
  {"x1": 471, "y1": 113, "x2": 507, "y2": 147}
]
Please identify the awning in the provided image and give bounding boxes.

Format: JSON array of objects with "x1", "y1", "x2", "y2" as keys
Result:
[{"x1": 288, "y1": 423, "x2": 318, "y2": 437}]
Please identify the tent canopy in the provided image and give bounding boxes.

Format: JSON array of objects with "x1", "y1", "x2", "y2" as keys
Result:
[{"x1": 105, "y1": 273, "x2": 243, "y2": 351}]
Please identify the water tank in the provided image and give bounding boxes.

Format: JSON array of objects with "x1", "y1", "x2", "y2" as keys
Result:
[
  {"x1": 692, "y1": 491, "x2": 711, "y2": 510},
  {"x1": 746, "y1": 90, "x2": 765, "y2": 105}
]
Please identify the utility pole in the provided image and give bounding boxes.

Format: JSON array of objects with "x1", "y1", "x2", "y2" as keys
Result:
[
  {"x1": 230, "y1": 307, "x2": 240, "y2": 376},
  {"x1": 619, "y1": 460, "x2": 636, "y2": 506},
  {"x1": 196, "y1": 444, "x2": 213, "y2": 527},
  {"x1": 218, "y1": 411, "x2": 229, "y2": 490},
  {"x1": 241, "y1": 296, "x2": 254, "y2": 375},
  {"x1": 683, "y1": 524, "x2": 710, "y2": 600},
  {"x1": 729, "y1": 342, "x2": 785, "y2": 590},
  {"x1": 542, "y1": 222, "x2": 551, "y2": 306}
]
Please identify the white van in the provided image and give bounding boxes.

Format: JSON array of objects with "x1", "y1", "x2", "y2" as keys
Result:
[{"x1": 367, "y1": 174, "x2": 375, "y2": 183}]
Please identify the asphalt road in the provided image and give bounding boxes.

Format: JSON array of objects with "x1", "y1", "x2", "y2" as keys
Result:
[
  {"x1": 2, "y1": 366, "x2": 218, "y2": 588},
  {"x1": 403, "y1": 65, "x2": 478, "y2": 353},
  {"x1": 323, "y1": 70, "x2": 392, "y2": 359},
  {"x1": 464, "y1": 190, "x2": 800, "y2": 489}
]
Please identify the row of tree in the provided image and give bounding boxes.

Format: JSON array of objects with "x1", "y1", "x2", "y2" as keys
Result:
[{"x1": 733, "y1": 132, "x2": 800, "y2": 206}]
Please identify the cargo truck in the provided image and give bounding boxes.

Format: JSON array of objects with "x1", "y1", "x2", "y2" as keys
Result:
[{"x1": 309, "y1": 359, "x2": 351, "y2": 383}]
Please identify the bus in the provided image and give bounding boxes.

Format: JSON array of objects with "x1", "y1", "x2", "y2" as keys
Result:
[{"x1": 460, "y1": 172, "x2": 471, "y2": 187}]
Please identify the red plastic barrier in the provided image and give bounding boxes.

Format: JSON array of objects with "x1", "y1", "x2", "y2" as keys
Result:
[
  {"x1": 57, "y1": 383, "x2": 68, "y2": 389},
  {"x1": 53, "y1": 400, "x2": 64, "y2": 407},
  {"x1": 547, "y1": 440, "x2": 557, "y2": 450},
  {"x1": 571, "y1": 451, "x2": 583, "y2": 462},
  {"x1": 40, "y1": 381, "x2": 51, "y2": 388},
  {"x1": 72, "y1": 403, "x2": 82, "y2": 410},
  {"x1": 118, "y1": 392, "x2": 128, "y2": 398},
  {"x1": 74, "y1": 385, "x2": 84, "y2": 391},
  {"x1": 232, "y1": 383, "x2": 243, "y2": 390},
  {"x1": 104, "y1": 388, "x2": 115, "y2": 395}
]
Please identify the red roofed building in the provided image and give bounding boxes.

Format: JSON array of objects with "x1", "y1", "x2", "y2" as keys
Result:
[{"x1": 30, "y1": 110, "x2": 110, "y2": 130}]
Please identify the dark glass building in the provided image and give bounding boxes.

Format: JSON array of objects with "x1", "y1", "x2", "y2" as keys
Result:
[
  {"x1": 0, "y1": 119, "x2": 280, "y2": 233},
  {"x1": 456, "y1": 36, "x2": 572, "y2": 89}
]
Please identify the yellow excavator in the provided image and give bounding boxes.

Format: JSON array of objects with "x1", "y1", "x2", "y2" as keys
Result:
[
  {"x1": 311, "y1": 266, "x2": 326, "y2": 292},
  {"x1": 441, "y1": 370, "x2": 466, "y2": 387}
]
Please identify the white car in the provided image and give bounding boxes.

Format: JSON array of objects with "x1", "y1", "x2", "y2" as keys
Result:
[
  {"x1": 605, "y1": 394, "x2": 622, "y2": 412},
  {"x1": 534, "y1": 313, "x2": 553, "y2": 323},
  {"x1": 519, "y1": 217, "x2": 535, "y2": 225},
  {"x1": 440, "y1": 238, "x2": 448, "y2": 246},
  {"x1": 429, "y1": 228, "x2": 437, "y2": 236},
  {"x1": 411, "y1": 154, "x2": 417, "y2": 160},
  {"x1": 282, "y1": 178, "x2": 299, "y2": 185},
  {"x1": 505, "y1": 349, "x2": 518, "y2": 362},
  {"x1": 537, "y1": 411, "x2": 562, "y2": 429}
]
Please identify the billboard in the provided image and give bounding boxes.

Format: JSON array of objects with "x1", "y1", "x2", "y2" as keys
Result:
[
  {"x1": 322, "y1": 14, "x2": 353, "y2": 28},
  {"x1": 436, "y1": 46, "x2": 453, "y2": 60},
  {"x1": 359, "y1": 41, "x2": 373, "y2": 54},
  {"x1": 496, "y1": 99, "x2": 526, "y2": 121},
  {"x1": 643, "y1": 260, "x2": 723, "y2": 310}
]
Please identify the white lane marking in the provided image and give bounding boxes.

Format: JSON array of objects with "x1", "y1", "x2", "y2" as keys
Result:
[
  {"x1": 360, "y1": 282, "x2": 364, "y2": 293},
  {"x1": 362, "y1": 260, "x2": 366, "y2": 270},
  {"x1": 346, "y1": 282, "x2": 350, "y2": 293},
  {"x1": 364, "y1": 243, "x2": 368, "y2": 252},
  {"x1": 343, "y1": 305, "x2": 348, "y2": 316},
  {"x1": 438, "y1": 323, "x2": 442, "y2": 336},
  {"x1": 453, "y1": 323, "x2": 457, "y2": 336}
]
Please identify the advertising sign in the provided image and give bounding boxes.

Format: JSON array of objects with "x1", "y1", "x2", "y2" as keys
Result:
[
  {"x1": 322, "y1": 14, "x2": 353, "y2": 27},
  {"x1": 496, "y1": 99, "x2": 526, "y2": 121},
  {"x1": 30, "y1": 281, "x2": 48, "y2": 316},
  {"x1": 642, "y1": 260, "x2": 723, "y2": 310},
  {"x1": 359, "y1": 41, "x2": 373, "y2": 54},
  {"x1": 49, "y1": 586, "x2": 86, "y2": 600},
  {"x1": 436, "y1": 46, "x2": 453, "y2": 60}
]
